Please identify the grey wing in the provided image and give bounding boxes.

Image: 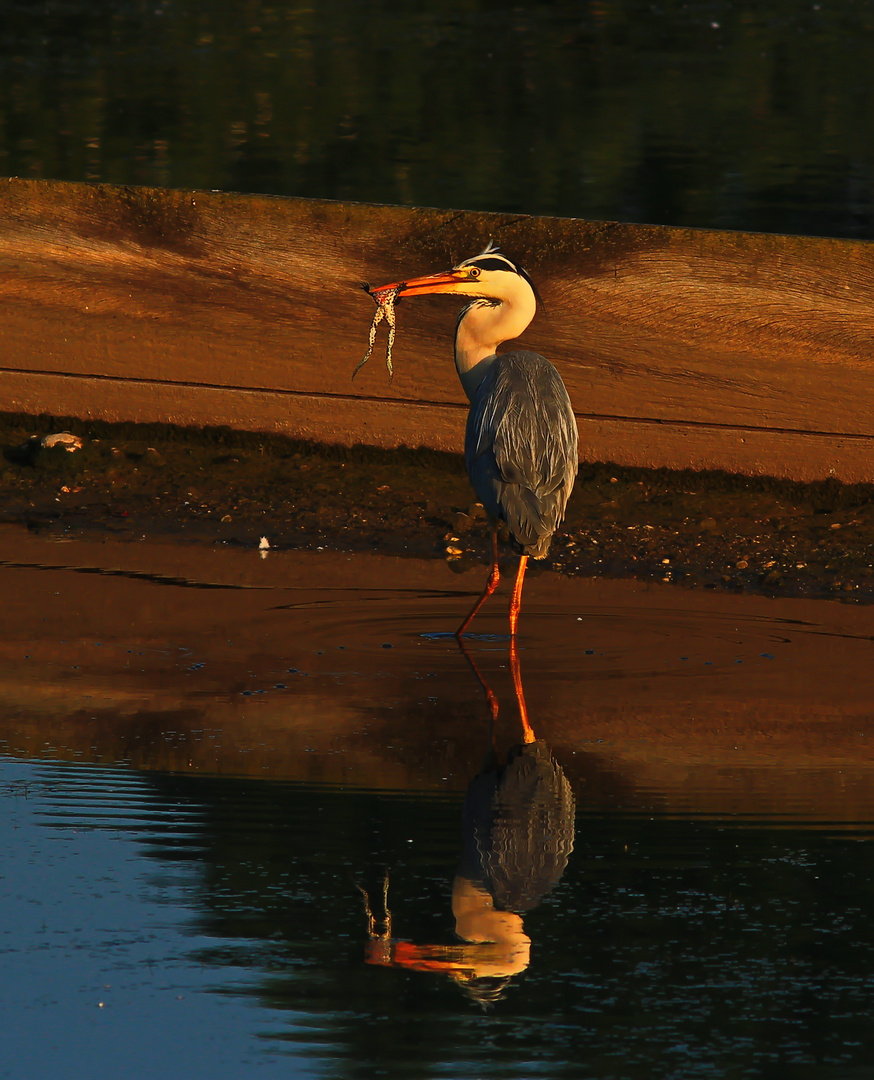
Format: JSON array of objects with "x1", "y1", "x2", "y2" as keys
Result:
[{"x1": 465, "y1": 352, "x2": 578, "y2": 556}]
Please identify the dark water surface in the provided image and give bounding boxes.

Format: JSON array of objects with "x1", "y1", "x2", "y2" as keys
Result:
[
  {"x1": 2, "y1": 530, "x2": 874, "y2": 1078},
  {"x1": 3, "y1": 0, "x2": 874, "y2": 238},
  {"x1": 4, "y1": 763, "x2": 874, "y2": 1079}
]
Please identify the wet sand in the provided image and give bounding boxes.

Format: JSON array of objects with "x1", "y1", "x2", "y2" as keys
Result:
[{"x1": 1, "y1": 527, "x2": 872, "y2": 824}]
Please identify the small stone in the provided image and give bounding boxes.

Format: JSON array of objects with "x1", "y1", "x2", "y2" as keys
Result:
[
  {"x1": 221, "y1": 514, "x2": 232, "y2": 523},
  {"x1": 41, "y1": 432, "x2": 83, "y2": 452}
]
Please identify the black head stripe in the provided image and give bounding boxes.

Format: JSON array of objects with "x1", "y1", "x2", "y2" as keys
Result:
[
  {"x1": 466, "y1": 255, "x2": 521, "y2": 273},
  {"x1": 455, "y1": 247, "x2": 540, "y2": 305}
]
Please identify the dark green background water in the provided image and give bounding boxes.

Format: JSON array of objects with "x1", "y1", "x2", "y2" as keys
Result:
[{"x1": 3, "y1": 0, "x2": 873, "y2": 237}]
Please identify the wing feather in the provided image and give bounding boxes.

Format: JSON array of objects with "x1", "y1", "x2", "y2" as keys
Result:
[{"x1": 465, "y1": 352, "x2": 578, "y2": 556}]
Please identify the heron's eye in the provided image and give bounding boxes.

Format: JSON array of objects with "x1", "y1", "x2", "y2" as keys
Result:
[{"x1": 467, "y1": 266, "x2": 481, "y2": 279}]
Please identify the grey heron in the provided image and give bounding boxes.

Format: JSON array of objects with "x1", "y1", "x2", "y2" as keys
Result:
[{"x1": 368, "y1": 245, "x2": 578, "y2": 637}]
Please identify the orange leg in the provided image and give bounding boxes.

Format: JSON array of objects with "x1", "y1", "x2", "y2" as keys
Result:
[
  {"x1": 508, "y1": 636, "x2": 536, "y2": 743},
  {"x1": 455, "y1": 525, "x2": 501, "y2": 637},
  {"x1": 508, "y1": 555, "x2": 528, "y2": 638}
]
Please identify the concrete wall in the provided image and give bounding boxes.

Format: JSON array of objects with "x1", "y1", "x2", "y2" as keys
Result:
[{"x1": 1, "y1": 178, "x2": 873, "y2": 481}]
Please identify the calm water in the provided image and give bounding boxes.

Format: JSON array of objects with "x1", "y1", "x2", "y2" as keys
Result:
[
  {"x1": 2, "y1": 532, "x2": 874, "y2": 1078},
  {"x1": 3, "y1": 0, "x2": 874, "y2": 238},
  {"x1": 4, "y1": 758, "x2": 874, "y2": 1079}
]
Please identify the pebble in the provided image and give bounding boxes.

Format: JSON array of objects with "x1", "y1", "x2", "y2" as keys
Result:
[{"x1": 41, "y1": 432, "x2": 83, "y2": 452}]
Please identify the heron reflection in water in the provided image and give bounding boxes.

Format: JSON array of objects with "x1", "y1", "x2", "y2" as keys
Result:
[
  {"x1": 358, "y1": 641, "x2": 575, "y2": 1006},
  {"x1": 366, "y1": 245, "x2": 578, "y2": 638}
]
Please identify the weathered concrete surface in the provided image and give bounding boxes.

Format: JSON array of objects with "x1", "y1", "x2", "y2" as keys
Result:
[{"x1": 1, "y1": 178, "x2": 874, "y2": 480}]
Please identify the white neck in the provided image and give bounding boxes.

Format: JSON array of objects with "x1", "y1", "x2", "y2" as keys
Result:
[{"x1": 453, "y1": 278, "x2": 536, "y2": 402}]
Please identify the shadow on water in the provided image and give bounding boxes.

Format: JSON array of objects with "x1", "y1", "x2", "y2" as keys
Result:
[{"x1": 358, "y1": 639, "x2": 575, "y2": 1008}]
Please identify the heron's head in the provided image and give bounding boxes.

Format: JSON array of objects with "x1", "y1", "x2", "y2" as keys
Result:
[{"x1": 369, "y1": 244, "x2": 537, "y2": 309}]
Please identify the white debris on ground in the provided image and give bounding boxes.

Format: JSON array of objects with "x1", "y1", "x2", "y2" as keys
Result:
[{"x1": 40, "y1": 432, "x2": 83, "y2": 452}]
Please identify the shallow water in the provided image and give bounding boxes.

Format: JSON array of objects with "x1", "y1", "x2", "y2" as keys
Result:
[{"x1": 2, "y1": 529, "x2": 874, "y2": 1078}]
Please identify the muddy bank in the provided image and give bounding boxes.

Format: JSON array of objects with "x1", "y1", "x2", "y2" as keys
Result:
[{"x1": 1, "y1": 410, "x2": 873, "y2": 603}]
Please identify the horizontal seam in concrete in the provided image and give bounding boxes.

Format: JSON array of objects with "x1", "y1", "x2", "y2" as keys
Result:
[{"x1": 2, "y1": 364, "x2": 873, "y2": 443}]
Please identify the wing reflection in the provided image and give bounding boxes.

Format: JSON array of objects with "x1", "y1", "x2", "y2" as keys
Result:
[{"x1": 360, "y1": 639, "x2": 575, "y2": 1006}]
